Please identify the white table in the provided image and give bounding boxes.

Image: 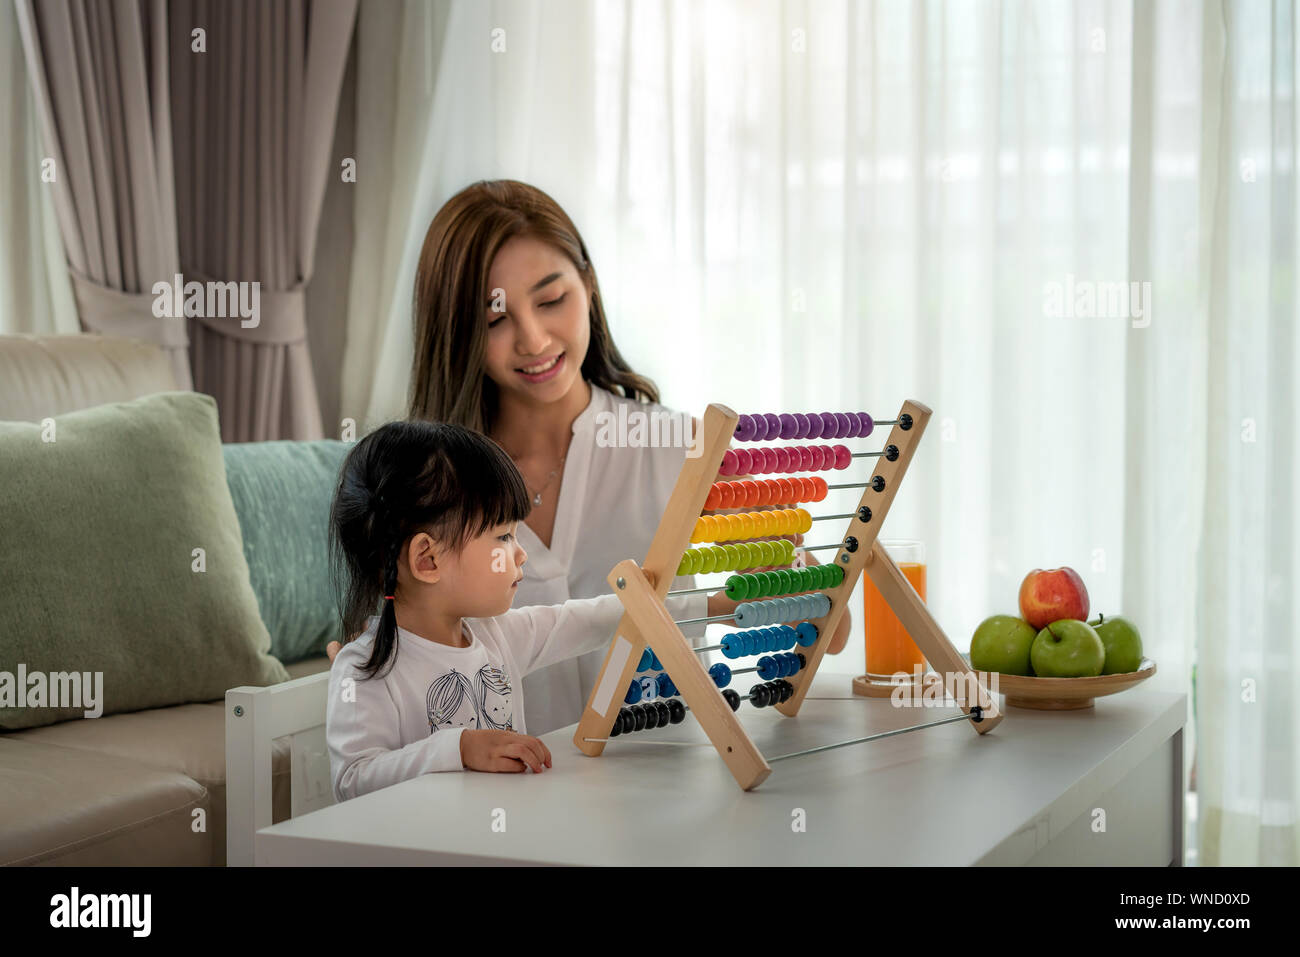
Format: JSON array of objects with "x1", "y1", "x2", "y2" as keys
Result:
[{"x1": 256, "y1": 674, "x2": 1187, "y2": 866}]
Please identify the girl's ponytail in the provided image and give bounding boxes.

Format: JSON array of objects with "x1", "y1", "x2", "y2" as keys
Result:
[{"x1": 363, "y1": 539, "x2": 403, "y2": 679}]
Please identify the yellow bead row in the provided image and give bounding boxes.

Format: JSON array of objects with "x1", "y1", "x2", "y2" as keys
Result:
[{"x1": 690, "y1": 508, "x2": 813, "y2": 544}]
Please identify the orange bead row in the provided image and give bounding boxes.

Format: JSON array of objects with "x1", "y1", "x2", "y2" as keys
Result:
[
  {"x1": 691, "y1": 508, "x2": 813, "y2": 544},
  {"x1": 704, "y1": 476, "x2": 828, "y2": 511}
]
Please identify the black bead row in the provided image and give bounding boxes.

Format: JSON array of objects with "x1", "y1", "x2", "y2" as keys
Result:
[{"x1": 608, "y1": 679, "x2": 795, "y2": 738}]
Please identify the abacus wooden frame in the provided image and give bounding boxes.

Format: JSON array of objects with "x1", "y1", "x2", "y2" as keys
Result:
[{"x1": 572, "y1": 399, "x2": 1002, "y2": 791}]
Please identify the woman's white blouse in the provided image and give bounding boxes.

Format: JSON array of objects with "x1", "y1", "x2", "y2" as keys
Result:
[{"x1": 515, "y1": 385, "x2": 709, "y2": 736}]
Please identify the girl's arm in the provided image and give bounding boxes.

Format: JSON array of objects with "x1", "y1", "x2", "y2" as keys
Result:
[
  {"x1": 326, "y1": 652, "x2": 466, "y2": 801},
  {"x1": 500, "y1": 592, "x2": 709, "y2": 677}
]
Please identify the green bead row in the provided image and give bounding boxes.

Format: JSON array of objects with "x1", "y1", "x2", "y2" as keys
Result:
[
  {"x1": 676, "y1": 539, "x2": 797, "y2": 576},
  {"x1": 723, "y1": 563, "x2": 845, "y2": 601}
]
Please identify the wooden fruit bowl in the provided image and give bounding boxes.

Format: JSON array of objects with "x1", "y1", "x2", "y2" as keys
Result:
[{"x1": 985, "y1": 658, "x2": 1157, "y2": 710}]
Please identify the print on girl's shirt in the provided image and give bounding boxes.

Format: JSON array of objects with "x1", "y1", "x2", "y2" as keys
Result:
[{"x1": 425, "y1": 665, "x2": 514, "y2": 731}]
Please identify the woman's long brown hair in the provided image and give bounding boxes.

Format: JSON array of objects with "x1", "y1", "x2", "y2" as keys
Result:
[{"x1": 409, "y1": 179, "x2": 659, "y2": 432}]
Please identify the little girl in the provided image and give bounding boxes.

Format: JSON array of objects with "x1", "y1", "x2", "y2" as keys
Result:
[{"x1": 325, "y1": 419, "x2": 708, "y2": 802}]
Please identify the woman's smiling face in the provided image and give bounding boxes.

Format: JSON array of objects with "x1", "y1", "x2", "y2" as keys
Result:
[{"x1": 482, "y1": 235, "x2": 591, "y2": 407}]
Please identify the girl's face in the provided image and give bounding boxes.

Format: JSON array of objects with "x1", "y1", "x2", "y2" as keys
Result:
[
  {"x1": 436, "y1": 522, "x2": 528, "y2": 618},
  {"x1": 482, "y1": 235, "x2": 591, "y2": 409}
]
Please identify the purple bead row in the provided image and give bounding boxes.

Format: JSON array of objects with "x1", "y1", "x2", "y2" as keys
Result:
[{"x1": 735, "y1": 411, "x2": 873, "y2": 442}]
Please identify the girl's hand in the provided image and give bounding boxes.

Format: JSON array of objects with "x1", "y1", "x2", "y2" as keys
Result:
[
  {"x1": 326, "y1": 641, "x2": 341, "y2": 662},
  {"x1": 460, "y1": 729, "x2": 553, "y2": 773}
]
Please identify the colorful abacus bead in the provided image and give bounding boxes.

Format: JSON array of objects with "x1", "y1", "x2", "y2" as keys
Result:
[
  {"x1": 625, "y1": 681, "x2": 641, "y2": 704},
  {"x1": 668, "y1": 699, "x2": 687, "y2": 724},
  {"x1": 709, "y1": 662, "x2": 732, "y2": 688},
  {"x1": 655, "y1": 701, "x2": 671, "y2": 727},
  {"x1": 734, "y1": 415, "x2": 755, "y2": 442},
  {"x1": 657, "y1": 673, "x2": 677, "y2": 697},
  {"x1": 734, "y1": 410, "x2": 875, "y2": 441},
  {"x1": 795, "y1": 621, "x2": 819, "y2": 646},
  {"x1": 722, "y1": 688, "x2": 741, "y2": 711}
]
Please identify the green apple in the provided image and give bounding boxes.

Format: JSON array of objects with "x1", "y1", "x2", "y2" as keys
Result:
[
  {"x1": 970, "y1": 615, "x2": 1038, "y2": 676},
  {"x1": 1030, "y1": 619, "x2": 1105, "y2": 677},
  {"x1": 1089, "y1": 613, "x2": 1143, "y2": 674}
]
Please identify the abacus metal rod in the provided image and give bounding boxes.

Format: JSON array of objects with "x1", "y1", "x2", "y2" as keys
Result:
[
  {"x1": 765, "y1": 710, "x2": 982, "y2": 763},
  {"x1": 666, "y1": 584, "x2": 720, "y2": 595},
  {"x1": 675, "y1": 612, "x2": 739, "y2": 626}
]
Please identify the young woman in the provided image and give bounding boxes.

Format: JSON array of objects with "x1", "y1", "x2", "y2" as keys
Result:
[{"x1": 337, "y1": 179, "x2": 850, "y2": 736}]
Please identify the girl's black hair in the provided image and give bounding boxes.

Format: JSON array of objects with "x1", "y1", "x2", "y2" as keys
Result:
[{"x1": 329, "y1": 420, "x2": 531, "y2": 679}]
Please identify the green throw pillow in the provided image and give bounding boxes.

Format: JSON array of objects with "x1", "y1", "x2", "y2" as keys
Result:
[
  {"x1": 222, "y1": 440, "x2": 348, "y2": 663},
  {"x1": 0, "y1": 392, "x2": 289, "y2": 730}
]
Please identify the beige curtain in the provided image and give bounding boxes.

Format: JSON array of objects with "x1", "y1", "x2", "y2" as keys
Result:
[
  {"x1": 14, "y1": 0, "x2": 191, "y2": 387},
  {"x1": 170, "y1": 0, "x2": 356, "y2": 440}
]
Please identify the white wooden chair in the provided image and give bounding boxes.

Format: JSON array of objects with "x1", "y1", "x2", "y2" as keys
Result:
[{"x1": 225, "y1": 671, "x2": 333, "y2": 866}]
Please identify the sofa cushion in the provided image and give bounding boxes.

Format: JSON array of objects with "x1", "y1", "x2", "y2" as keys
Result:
[
  {"x1": 7, "y1": 658, "x2": 327, "y2": 865},
  {"x1": 0, "y1": 391, "x2": 289, "y2": 730},
  {"x1": 0, "y1": 737, "x2": 209, "y2": 866},
  {"x1": 0, "y1": 333, "x2": 177, "y2": 422},
  {"x1": 16, "y1": 702, "x2": 247, "y2": 795},
  {"x1": 14, "y1": 700, "x2": 297, "y2": 866},
  {"x1": 223, "y1": 440, "x2": 350, "y2": 662}
]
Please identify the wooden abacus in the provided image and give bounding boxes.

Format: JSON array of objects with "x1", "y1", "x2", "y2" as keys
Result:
[{"x1": 572, "y1": 401, "x2": 1003, "y2": 790}]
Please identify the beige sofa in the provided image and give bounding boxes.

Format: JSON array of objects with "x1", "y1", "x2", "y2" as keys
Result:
[{"x1": 0, "y1": 333, "x2": 330, "y2": 866}]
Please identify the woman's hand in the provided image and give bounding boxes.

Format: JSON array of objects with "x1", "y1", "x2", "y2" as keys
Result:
[
  {"x1": 460, "y1": 729, "x2": 553, "y2": 773},
  {"x1": 326, "y1": 640, "x2": 341, "y2": 662},
  {"x1": 706, "y1": 587, "x2": 741, "y2": 622}
]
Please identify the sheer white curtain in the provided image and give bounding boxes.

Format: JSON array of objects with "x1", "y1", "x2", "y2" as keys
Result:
[
  {"x1": 0, "y1": 0, "x2": 76, "y2": 336},
  {"x1": 343, "y1": 0, "x2": 1298, "y2": 866}
]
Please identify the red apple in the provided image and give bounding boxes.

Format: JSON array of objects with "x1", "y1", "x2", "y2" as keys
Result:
[{"x1": 1018, "y1": 567, "x2": 1090, "y2": 630}]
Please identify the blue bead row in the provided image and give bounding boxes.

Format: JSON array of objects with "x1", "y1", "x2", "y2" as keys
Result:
[
  {"x1": 733, "y1": 593, "x2": 832, "y2": 628},
  {"x1": 708, "y1": 651, "x2": 805, "y2": 688},
  {"x1": 720, "y1": 621, "x2": 819, "y2": 659}
]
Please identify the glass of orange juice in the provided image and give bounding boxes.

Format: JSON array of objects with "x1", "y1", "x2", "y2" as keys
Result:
[{"x1": 863, "y1": 539, "x2": 927, "y2": 678}]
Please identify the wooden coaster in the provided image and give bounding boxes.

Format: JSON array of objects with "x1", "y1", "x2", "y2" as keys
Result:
[{"x1": 852, "y1": 670, "x2": 944, "y2": 698}]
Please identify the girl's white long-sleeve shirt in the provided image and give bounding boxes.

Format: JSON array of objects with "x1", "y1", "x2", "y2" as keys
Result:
[{"x1": 327, "y1": 592, "x2": 693, "y2": 802}]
